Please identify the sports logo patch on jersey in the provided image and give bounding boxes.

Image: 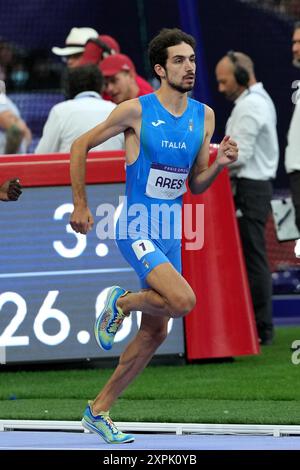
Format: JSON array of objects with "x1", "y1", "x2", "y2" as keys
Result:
[
  {"x1": 152, "y1": 119, "x2": 166, "y2": 127},
  {"x1": 188, "y1": 119, "x2": 193, "y2": 131}
]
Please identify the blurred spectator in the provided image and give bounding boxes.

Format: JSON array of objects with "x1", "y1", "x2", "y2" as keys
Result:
[
  {"x1": 242, "y1": 0, "x2": 300, "y2": 17},
  {"x1": 0, "y1": 80, "x2": 32, "y2": 154},
  {"x1": 1, "y1": 41, "x2": 32, "y2": 92},
  {"x1": 35, "y1": 65, "x2": 123, "y2": 154},
  {"x1": 215, "y1": 51, "x2": 279, "y2": 345},
  {"x1": 52, "y1": 29, "x2": 152, "y2": 103},
  {"x1": 2, "y1": 41, "x2": 60, "y2": 92},
  {"x1": 79, "y1": 40, "x2": 153, "y2": 101},
  {"x1": 78, "y1": 35, "x2": 121, "y2": 65},
  {"x1": 285, "y1": 22, "x2": 300, "y2": 256},
  {"x1": 27, "y1": 49, "x2": 61, "y2": 90},
  {"x1": 99, "y1": 53, "x2": 153, "y2": 103},
  {"x1": 52, "y1": 27, "x2": 99, "y2": 68},
  {"x1": 9, "y1": 61, "x2": 29, "y2": 90},
  {"x1": 5, "y1": 48, "x2": 30, "y2": 92},
  {"x1": 0, "y1": 39, "x2": 14, "y2": 82}
]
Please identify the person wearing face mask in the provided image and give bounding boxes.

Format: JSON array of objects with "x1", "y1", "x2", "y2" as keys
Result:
[
  {"x1": 9, "y1": 61, "x2": 29, "y2": 91},
  {"x1": 285, "y1": 22, "x2": 300, "y2": 257},
  {"x1": 215, "y1": 51, "x2": 279, "y2": 346}
]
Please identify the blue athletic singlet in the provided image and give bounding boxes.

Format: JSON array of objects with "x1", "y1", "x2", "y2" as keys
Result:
[{"x1": 116, "y1": 93, "x2": 205, "y2": 287}]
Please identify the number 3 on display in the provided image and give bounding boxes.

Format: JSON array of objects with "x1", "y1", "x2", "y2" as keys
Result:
[{"x1": 53, "y1": 203, "x2": 86, "y2": 258}]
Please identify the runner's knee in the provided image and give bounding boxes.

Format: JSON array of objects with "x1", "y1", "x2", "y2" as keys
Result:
[
  {"x1": 169, "y1": 290, "x2": 196, "y2": 318},
  {"x1": 140, "y1": 323, "x2": 168, "y2": 346}
]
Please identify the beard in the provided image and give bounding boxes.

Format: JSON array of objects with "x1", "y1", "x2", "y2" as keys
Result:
[
  {"x1": 225, "y1": 92, "x2": 238, "y2": 102},
  {"x1": 165, "y1": 71, "x2": 195, "y2": 93},
  {"x1": 223, "y1": 83, "x2": 245, "y2": 102},
  {"x1": 168, "y1": 81, "x2": 194, "y2": 93}
]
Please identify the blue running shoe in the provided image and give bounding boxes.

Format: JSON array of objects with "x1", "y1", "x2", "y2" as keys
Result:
[
  {"x1": 95, "y1": 286, "x2": 129, "y2": 351},
  {"x1": 82, "y1": 402, "x2": 135, "y2": 444}
]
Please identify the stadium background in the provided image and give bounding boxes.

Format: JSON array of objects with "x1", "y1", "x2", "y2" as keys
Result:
[
  {"x1": 1, "y1": 0, "x2": 299, "y2": 320},
  {"x1": 1, "y1": 0, "x2": 299, "y2": 187}
]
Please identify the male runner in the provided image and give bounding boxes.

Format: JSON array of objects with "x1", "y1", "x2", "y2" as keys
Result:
[{"x1": 70, "y1": 28, "x2": 238, "y2": 444}]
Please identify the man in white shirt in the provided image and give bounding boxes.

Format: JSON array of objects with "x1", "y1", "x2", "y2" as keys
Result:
[
  {"x1": 216, "y1": 51, "x2": 279, "y2": 345},
  {"x1": 35, "y1": 65, "x2": 124, "y2": 154},
  {"x1": 285, "y1": 22, "x2": 300, "y2": 257}
]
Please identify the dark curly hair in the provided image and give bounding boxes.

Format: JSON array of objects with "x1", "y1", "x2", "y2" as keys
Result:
[
  {"x1": 64, "y1": 64, "x2": 104, "y2": 99},
  {"x1": 148, "y1": 28, "x2": 196, "y2": 81}
]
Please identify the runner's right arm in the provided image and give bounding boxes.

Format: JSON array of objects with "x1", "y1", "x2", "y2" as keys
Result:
[{"x1": 70, "y1": 99, "x2": 140, "y2": 234}]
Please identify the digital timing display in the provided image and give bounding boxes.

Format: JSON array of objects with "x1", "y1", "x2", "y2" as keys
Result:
[{"x1": 0, "y1": 184, "x2": 184, "y2": 364}]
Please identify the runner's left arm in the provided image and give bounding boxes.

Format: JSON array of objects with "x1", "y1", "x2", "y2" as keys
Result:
[{"x1": 188, "y1": 105, "x2": 238, "y2": 195}]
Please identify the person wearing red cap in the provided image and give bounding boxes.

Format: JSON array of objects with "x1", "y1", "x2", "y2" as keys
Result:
[
  {"x1": 99, "y1": 53, "x2": 153, "y2": 104},
  {"x1": 52, "y1": 27, "x2": 120, "y2": 69},
  {"x1": 78, "y1": 35, "x2": 121, "y2": 66}
]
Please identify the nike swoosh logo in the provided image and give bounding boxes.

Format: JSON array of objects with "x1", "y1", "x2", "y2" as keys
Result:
[{"x1": 151, "y1": 120, "x2": 166, "y2": 127}]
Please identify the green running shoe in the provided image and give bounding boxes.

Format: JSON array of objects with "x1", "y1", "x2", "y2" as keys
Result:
[
  {"x1": 94, "y1": 286, "x2": 128, "y2": 350},
  {"x1": 82, "y1": 402, "x2": 135, "y2": 444}
]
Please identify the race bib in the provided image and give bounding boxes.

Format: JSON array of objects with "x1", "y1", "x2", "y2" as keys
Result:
[
  {"x1": 131, "y1": 239, "x2": 155, "y2": 260},
  {"x1": 145, "y1": 163, "x2": 188, "y2": 200}
]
